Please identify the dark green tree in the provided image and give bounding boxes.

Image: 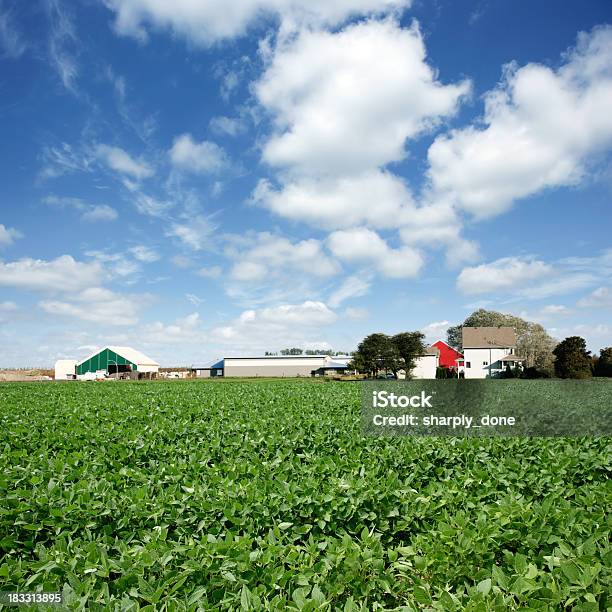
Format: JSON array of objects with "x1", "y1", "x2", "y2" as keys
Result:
[
  {"x1": 391, "y1": 332, "x2": 426, "y2": 377},
  {"x1": 594, "y1": 347, "x2": 612, "y2": 377},
  {"x1": 351, "y1": 333, "x2": 400, "y2": 377},
  {"x1": 552, "y1": 336, "x2": 592, "y2": 379}
]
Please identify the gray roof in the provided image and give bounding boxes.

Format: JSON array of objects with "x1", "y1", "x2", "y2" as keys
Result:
[
  {"x1": 423, "y1": 346, "x2": 440, "y2": 356},
  {"x1": 462, "y1": 327, "x2": 517, "y2": 349}
]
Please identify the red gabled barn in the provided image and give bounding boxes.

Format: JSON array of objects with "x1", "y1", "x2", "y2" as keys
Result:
[{"x1": 431, "y1": 340, "x2": 463, "y2": 370}]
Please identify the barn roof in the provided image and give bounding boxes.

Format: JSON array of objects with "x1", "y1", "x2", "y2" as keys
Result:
[
  {"x1": 77, "y1": 346, "x2": 159, "y2": 367},
  {"x1": 462, "y1": 327, "x2": 517, "y2": 349}
]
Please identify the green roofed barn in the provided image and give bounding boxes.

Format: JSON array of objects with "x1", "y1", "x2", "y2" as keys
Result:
[{"x1": 76, "y1": 346, "x2": 159, "y2": 377}]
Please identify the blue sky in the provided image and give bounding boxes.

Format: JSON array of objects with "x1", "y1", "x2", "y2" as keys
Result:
[{"x1": 0, "y1": 0, "x2": 611, "y2": 367}]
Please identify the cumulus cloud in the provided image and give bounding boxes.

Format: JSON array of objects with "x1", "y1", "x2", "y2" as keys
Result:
[
  {"x1": 457, "y1": 257, "x2": 553, "y2": 295},
  {"x1": 169, "y1": 134, "x2": 227, "y2": 174},
  {"x1": 0, "y1": 223, "x2": 21, "y2": 246},
  {"x1": 327, "y1": 227, "x2": 424, "y2": 279},
  {"x1": 227, "y1": 232, "x2": 340, "y2": 283},
  {"x1": 253, "y1": 170, "x2": 415, "y2": 230},
  {"x1": 256, "y1": 20, "x2": 469, "y2": 178},
  {"x1": 0, "y1": 255, "x2": 103, "y2": 293},
  {"x1": 252, "y1": 18, "x2": 471, "y2": 267},
  {"x1": 426, "y1": 26, "x2": 612, "y2": 218},
  {"x1": 143, "y1": 312, "x2": 205, "y2": 344},
  {"x1": 96, "y1": 144, "x2": 153, "y2": 179},
  {"x1": 457, "y1": 256, "x2": 596, "y2": 299},
  {"x1": 40, "y1": 287, "x2": 142, "y2": 325},
  {"x1": 421, "y1": 320, "x2": 450, "y2": 343},
  {"x1": 209, "y1": 116, "x2": 247, "y2": 137},
  {"x1": 577, "y1": 286, "x2": 612, "y2": 309},
  {"x1": 103, "y1": 0, "x2": 410, "y2": 46},
  {"x1": 212, "y1": 301, "x2": 337, "y2": 350}
]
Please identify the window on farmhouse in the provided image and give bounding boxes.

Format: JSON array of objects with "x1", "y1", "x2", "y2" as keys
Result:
[
  {"x1": 483, "y1": 361, "x2": 488, "y2": 366},
  {"x1": 466, "y1": 362, "x2": 471, "y2": 368}
]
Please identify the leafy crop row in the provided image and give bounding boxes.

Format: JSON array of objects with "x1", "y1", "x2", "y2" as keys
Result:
[{"x1": 0, "y1": 381, "x2": 610, "y2": 610}]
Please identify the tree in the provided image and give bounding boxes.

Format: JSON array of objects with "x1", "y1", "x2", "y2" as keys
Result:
[
  {"x1": 552, "y1": 336, "x2": 592, "y2": 379},
  {"x1": 281, "y1": 348, "x2": 303, "y2": 355},
  {"x1": 350, "y1": 333, "x2": 401, "y2": 377},
  {"x1": 391, "y1": 332, "x2": 426, "y2": 377},
  {"x1": 594, "y1": 347, "x2": 612, "y2": 377},
  {"x1": 447, "y1": 309, "x2": 557, "y2": 374}
]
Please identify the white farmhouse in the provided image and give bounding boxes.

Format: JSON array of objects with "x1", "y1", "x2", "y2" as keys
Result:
[
  {"x1": 397, "y1": 346, "x2": 440, "y2": 379},
  {"x1": 461, "y1": 327, "x2": 523, "y2": 379}
]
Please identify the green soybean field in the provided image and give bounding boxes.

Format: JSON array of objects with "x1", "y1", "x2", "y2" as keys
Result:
[{"x1": 0, "y1": 380, "x2": 610, "y2": 610}]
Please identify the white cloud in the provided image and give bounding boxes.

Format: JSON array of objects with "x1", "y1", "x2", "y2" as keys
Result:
[
  {"x1": 541, "y1": 304, "x2": 571, "y2": 316},
  {"x1": 96, "y1": 144, "x2": 153, "y2": 179},
  {"x1": 227, "y1": 232, "x2": 340, "y2": 282},
  {"x1": 209, "y1": 116, "x2": 246, "y2": 137},
  {"x1": 457, "y1": 256, "x2": 597, "y2": 299},
  {"x1": 197, "y1": 265, "x2": 222, "y2": 279},
  {"x1": 40, "y1": 287, "x2": 142, "y2": 325},
  {"x1": 252, "y1": 18, "x2": 471, "y2": 266},
  {"x1": 185, "y1": 293, "x2": 204, "y2": 306},
  {"x1": 344, "y1": 306, "x2": 369, "y2": 320},
  {"x1": 142, "y1": 312, "x2": 205, "y2": 344},
  {"x1": 133, "y1": 193, "x2": 171, "y2": 217},
  {"x1": 167, "y1": 215, "x2": 216, "y2": 250},
  {"x1": 103, "y1": 0, "x2": 410, "y2": 46},
  {"x1": 44, "y1": 195, "x2": 118, "y2": 222},
  {"x1": 212, "y1": 300, "x2": 337, "y2": 350},
  {"x1": 40, "y1": 143, "x2": 92, "y2": 179},
  {"x1": 328, "y1": 274, "x2": 371, "y2": 307},
  {"x1": 169, "y1": 134, "x2": 227, "y2": 174},
  {"x1": 81, "y1": 204, "x2": 118, "y2": 222},
  {"x1": 421, "y1": 320, "x2": 449, "y2": 343},
  {"x1": 230, "y1": 261, "x2": 267, "y2": 282},
  {"x1": 256, "y1": 19, "x2": 469, "y2": 177},
  {"x1": 0, "y1": 300, "x2": 18, "y2": 312},
  {"x1": 0, "y1": 223, "x2": 21, "y2": 246},
  {"x1": 577, "y1": 286, "x2": 612, "y2": 309},
  {"x1": 427, "y1": 26, "x2": 612, "y2": 218},
  {"x1": 84, "y1": 250, "x2": 140, "y2": 279},
  {"x1": 327, "y1": 227, "x2": 423, "y2": 279},
  {"x1": 254, "y1": 170, "x2": 416, "y2": 230},
  {"x1": 129, "y1": 245, "x2": 159, "y2": 262},
  {"x1": 46, "y1": 0, "x2": 78, "y2": 91},
  {"x1": 457, "y1": 257, "x2": 552, "y2": 295},
  {"x1": 0, "y1": 3, "x2": 27, "y2": 58},
  {"x1": 0, "y1": 255, "x2": 103, "y2": 293}
]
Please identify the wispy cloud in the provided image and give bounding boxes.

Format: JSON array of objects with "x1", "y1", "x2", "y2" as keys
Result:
[
  {"x1": 0, "y1": 1, "x2": 27, "y2": 59},
  {"x1": 43, "y1": 195, "x2": 118, "y2": 222},
  {"x1": 45, "y1": 0, "x2": 78, "y2": 92}
]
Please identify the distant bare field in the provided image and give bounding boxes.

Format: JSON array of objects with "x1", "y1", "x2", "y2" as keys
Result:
[{"x1": 0, "y1": 369, "x2": 53, "y2": 382}]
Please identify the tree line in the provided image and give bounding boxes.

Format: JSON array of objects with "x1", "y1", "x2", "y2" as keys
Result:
[{"x1": 347, "y1": 309, "x2": 612, "y2": 379}]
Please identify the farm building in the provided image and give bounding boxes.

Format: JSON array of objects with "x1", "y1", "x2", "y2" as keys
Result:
[
  {"x1": 193, "y1": 355, "x2": 353, "y2": 378},
  {"x1": 68, "y1": 346, "x2": 160, "y2": 379},
  {"x1": 431, "y1": 340, "x2": 463, "y2": 371},
  {"x1": 461, "y1": 327, "x2": 524, "y2": 378},
  {"x1": 397, "y1": 346, "x2": 440, "y2": 379},
  {"x1": 54, "y1": 359, "x2": 78, "y2": 380}
]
